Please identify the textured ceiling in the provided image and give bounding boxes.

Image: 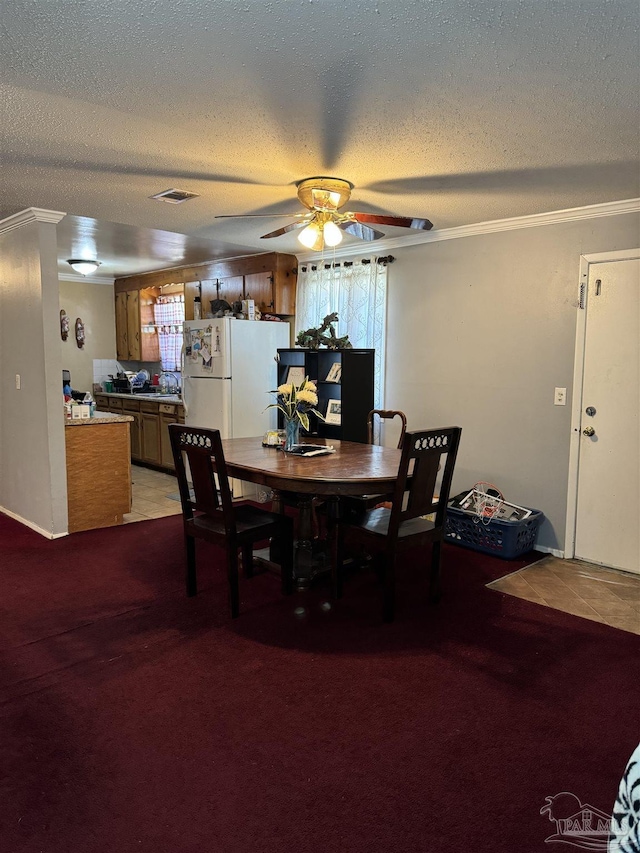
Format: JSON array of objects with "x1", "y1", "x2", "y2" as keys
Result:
[{"x1": 2, "y1": 0, "x2": 639, "y2": 277}]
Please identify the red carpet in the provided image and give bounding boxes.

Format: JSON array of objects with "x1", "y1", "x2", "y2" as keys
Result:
[{"x1": 0, "y1": 512, "x2": 638, "y2": 853}]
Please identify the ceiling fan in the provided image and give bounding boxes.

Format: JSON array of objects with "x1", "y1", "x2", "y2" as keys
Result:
[{"x1": 215, "y1": 176, "x2": 433, "y2": 251}]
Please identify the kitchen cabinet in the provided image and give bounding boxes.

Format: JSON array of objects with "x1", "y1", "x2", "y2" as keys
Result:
[
  {"x1": 159, "y1": 403, "x2": 185, "y2": 470},
  {"x1": 115, "y1": 286, "x2": 160, "y2": 362},
  {"x1": 65, "y1": 415, "x2": 132, "y2": 532},
  {"x1": 277, "y1": 348, "x2": 375, "y2": 444},
  {"x1": 140, "y1": 402, "x2": 161, "y2": 465},
  {"x1": 244, "y1": 271, "x2": 281, "y2": 315},
  {"x1": 122, "y1": 399, "x2": 143, "y2": 460},
  {"x1": 94, "y1": 394, "x2": 184, "y2": 470},
  {"x1": 115, "y1": 253, "x2": 297, "y2": 324},
  {"x1": 216, "y1": 276, "x2": 244, "y2": 308},
  {"x1": 187, "y1": 263, "x2": 294, "y2": 318}
]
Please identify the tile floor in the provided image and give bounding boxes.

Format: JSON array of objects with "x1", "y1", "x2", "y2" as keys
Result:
[
  {"x1": 123, "y1": 464, "x2": 183, "y2": 523},
  {"x1": 489, "y1": 555, "x2": 640, "y2": 635},
  {"x1": 124, "y1": 468, "x2": 640, "y2": 636}
]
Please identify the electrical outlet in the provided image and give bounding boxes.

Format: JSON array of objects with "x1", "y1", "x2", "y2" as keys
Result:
[
  {"x1": 15, "y1": 374, "x2": 21, "y2": 390},
  {"x1": 554, "y1": 387, "x2": 566, "y2": 406}
]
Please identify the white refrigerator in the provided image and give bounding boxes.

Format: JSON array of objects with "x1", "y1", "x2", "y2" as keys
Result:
[{"x1": 182, "y1": 318, "x2": 290, "y2": 496}]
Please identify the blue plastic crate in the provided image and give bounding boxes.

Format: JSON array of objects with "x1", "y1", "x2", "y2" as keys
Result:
[{"x1": 444, "y1": 504, "x2": 544, "y2": 559}]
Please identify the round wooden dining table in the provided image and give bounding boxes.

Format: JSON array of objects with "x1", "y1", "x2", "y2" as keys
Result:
[{"x1": 221, "y1": 436, "x2": 403, "y2": 586}]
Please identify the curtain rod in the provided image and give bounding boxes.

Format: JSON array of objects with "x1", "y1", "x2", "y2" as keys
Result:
[{"x1": 299, "y1": 255, "x2": 394, "y2": 272}]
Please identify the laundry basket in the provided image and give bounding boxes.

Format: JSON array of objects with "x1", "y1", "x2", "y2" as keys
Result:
[{"x1": 444, "y1": 504, "x2": 544, "y2": 559}]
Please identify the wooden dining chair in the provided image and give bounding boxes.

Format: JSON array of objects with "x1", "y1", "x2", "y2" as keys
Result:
[
  {"x1": 332, "y1": 426, "x2": 462, "y2": 622},
  {"x1": 169, "y1": 424, "x2": 294, "y2": 618},
  {"x1": 367, "y1": 409, "x2": 408, "y2": 448},
  {"x1": 345, "y1": 409, "x2": 408, "y2": 515}
]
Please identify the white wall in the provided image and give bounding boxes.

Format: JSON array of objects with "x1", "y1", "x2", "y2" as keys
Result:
[
  {"x1": 58, "y1": 277, "x2": 117, "y2": 393},
  {"x1": 0, "y1": 212, "x2": 68, "y2": 536},
  {"x1": 384, "y1": 211, "x2": 640, "y2": 552}
]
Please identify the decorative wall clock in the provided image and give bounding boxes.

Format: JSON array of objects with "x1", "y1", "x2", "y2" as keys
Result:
[
  {"x1": 75, "y1": 318, "x2": 85, "y2": 348},
  {"x1": 60, "y1": 309, "x2": 69, "y2": 341}
]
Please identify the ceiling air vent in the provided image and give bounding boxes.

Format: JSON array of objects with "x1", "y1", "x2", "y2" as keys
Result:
[{"x1": 150, "y1": 188, "x2": 200, "y2": 204}]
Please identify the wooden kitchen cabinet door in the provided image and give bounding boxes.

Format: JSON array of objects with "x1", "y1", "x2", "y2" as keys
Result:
[
  {"x1": 128, "y1": 411, "x2": 143, "y2": 460},
  {"x1": 160, "y1": 414, "x2": 177, "y2": 469},
  {"x1": 245, "y1": 271, "x2": 274, "y2": 314},
  {"x1": 139, "y1": 287, "x2": 160, "y2": 362},
  {"x1": 126, "y1": 290, "x2": 141, "y2": 360},
  {"x1": 141, "y1": 412, "x2": 160, "y2": 464},
  {"x1": 115, "y1": 292, "x2": 129, "y2": 360},
  {"x1": 217, "y1": 276, "x2": 244, "y2": 308}
]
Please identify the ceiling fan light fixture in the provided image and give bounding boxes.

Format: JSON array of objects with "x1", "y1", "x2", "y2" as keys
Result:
[
  {"x1": 298, "y1": 222, "x2": 322, "y2": 250},
  {"x1": 67, "y1": 259, "x2": 100, "y2": 275},
  {"x1": 296, "y1": 176, "x2": 354, "y2": 212},
  {"x1": 323, "y1": 220, "x2": 343, "y2": 247}
]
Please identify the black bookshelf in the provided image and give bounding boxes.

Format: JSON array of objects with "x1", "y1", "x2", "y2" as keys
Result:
[{"x1": 277, "y1": 348, "x2": 375, "y2": 443}]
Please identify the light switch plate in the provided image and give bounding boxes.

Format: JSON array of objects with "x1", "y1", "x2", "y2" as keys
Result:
[{"x1": 554, "y1": 387, "x2": 566, "y2": 406}]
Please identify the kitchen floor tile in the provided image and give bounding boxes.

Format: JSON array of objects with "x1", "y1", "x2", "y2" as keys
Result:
[
  {"x1": 127, "y1": 464, "x2": 179, "y2": 523},
  {"x1": 489, "y1": 556, "x2": 640, "y2": 635},
  {"x1": 123, "y1": 511, "x2": 148, "y2": 524}
]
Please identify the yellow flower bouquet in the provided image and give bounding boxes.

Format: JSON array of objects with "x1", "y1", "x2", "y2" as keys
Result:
[{"x1": 267, "y1": 377, "x2": 325, "y2": 432}]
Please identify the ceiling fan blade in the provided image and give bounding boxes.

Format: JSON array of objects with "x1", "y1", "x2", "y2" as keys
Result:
[
  {"x1": 260, "y1": 220, "x2": 309, "y2": 239},
  {"x1": 351, "y1": 212, "x2": 433, "y2": 231},
  {"x1": 215, "y1": 212, "x2": 308, "y2": 219},
  {"x1": 339, "y1": 220, "x2": 385, "y2": 241}
]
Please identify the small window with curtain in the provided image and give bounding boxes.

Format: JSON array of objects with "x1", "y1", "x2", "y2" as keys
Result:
[{"x1": 154, "y1": 294, "x2": 185, "y2": 372}]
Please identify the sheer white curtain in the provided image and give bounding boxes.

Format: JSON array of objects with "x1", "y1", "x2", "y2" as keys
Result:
[{"x1": 295, "y1": 259, "x2": 388, "y2": 409}]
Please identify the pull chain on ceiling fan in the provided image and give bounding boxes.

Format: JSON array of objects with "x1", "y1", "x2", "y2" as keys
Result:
[{"x1": 216, "y1": 176, "x2": 433, "y2": 251}]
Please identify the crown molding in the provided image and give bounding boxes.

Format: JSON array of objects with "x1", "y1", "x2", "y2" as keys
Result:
[
  {"x1": 0, "y1": 207, "x2": 66, "y2": 234},
  {"x1": 59, "y1": 272, "x2": 115, "y2": 285},
  {"x1": 296, "y1": 198, "x2": 640, "y2": 262}
]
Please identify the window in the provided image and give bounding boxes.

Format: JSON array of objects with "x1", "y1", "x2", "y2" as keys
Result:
[{"x1": 295, "y1": 260, "x2": 387, "y2": 408}]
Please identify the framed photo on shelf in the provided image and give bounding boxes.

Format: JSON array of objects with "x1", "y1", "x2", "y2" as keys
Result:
[
  {"x1": 325, "y1": 362, "x2": 342, "y2": 383},
  {"x1": 325, "y1": 399, "x2": 342, "y2": 425},
  {"x1": 324, "y1": 361, "x2": 342, "y2": 382},
  {"x1": 285, "y1": 365, "x2": 306, "y2": 386}
]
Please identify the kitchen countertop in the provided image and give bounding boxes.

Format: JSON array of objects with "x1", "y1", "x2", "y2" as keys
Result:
[
  {"x1": 98, "y1": 392, "x2": 182, "y2": 404},
  {"x1": 65, "y1": 411, "x2": 134, "y2": 426}
]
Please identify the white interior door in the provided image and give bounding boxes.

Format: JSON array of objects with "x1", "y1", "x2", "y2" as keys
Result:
[{"x1": 574, "y1": 257, "x2": 640, "y2": 574}]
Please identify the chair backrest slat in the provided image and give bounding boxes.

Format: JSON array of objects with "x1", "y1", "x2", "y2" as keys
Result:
[
  {"x1": 367, "y1": 409, "x2": 407, "y2": 449},
  {"x1": 169, "y1": 424, "x2": 236, "y2": 532},
  {"x1": 388, "y1": 427, "x2": 462, "y2": 534}
]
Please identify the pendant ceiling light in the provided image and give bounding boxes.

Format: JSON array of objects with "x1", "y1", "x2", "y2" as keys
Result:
[{"x1": 67, "y1": 259, "x2": 100, "y2": 275}]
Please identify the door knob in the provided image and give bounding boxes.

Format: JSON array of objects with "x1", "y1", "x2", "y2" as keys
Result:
[{"x1": 582, "y1": 426, "x2": 596, "y2": 437}]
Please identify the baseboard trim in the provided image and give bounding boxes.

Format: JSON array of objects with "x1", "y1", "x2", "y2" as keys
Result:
[
  {"x1": 535, "y1": 544, "x2": 565, "y2": 558},
  {"x1": 0, "y1": 506, "x2": 68, "y2": 539}
]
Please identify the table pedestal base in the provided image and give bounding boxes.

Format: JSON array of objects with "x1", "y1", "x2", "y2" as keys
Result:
[{"x1": 260, "y1": 491, "x2": 341, "y2": 590}]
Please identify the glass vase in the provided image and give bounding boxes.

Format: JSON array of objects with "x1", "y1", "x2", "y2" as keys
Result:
[{"x1": 284, "y1": 418, "x2": 300, "y2": 451}]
